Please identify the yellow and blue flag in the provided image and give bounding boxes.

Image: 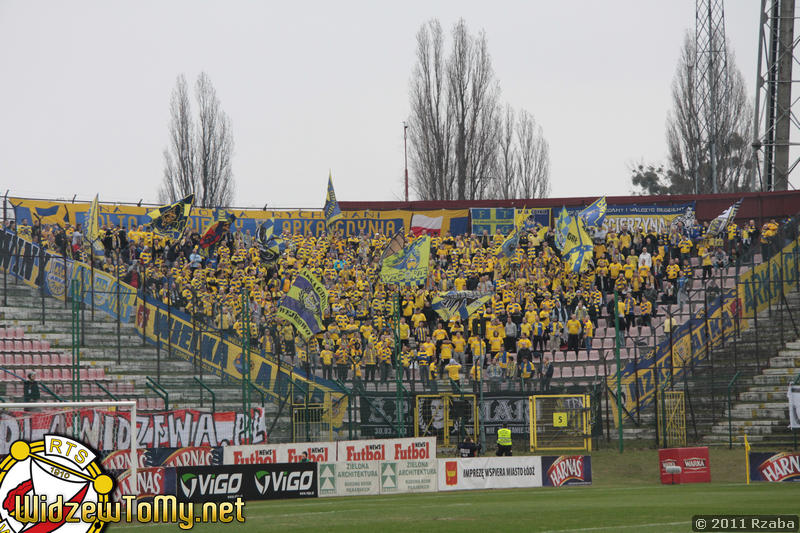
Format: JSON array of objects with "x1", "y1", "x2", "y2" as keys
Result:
[
  {"x1": 497, "y1": 222, "x2": 523, "y2": 264},
  {"x1": 148, "y1": 194, "x2": 193, "y2": 240},
  {"x1": 579, "y1": 196, "x2": 607, "y2": 229},
  {"x1": 555, "y1": 207, "x2": 570, "y2": 251},
  {"x1": 380, "y1": 235, "x2": 431, "y2": 286},
  {"x1": 256, "y1": 220, "x2": 287, "y2": 265},
  {"x1": 277, "y1": 269, "x2": 328, "y2": 340},
  {"x1": 432, "y1": 290, "x2": 492, "y2": 322},
  {"x1": 562, "y1": 216, "x2": 594, "y2": 274},
  {"x1": 83, "y1": 194, "x2": 104, "y2": 256},
  {"x1": 706, "y1": 199, "x2": 742, "y2": 237},
  {"x1": 31, "y1": 204, "x2": 69, "y2": 226},
  {"x1": 323, "y1": 172, "x2": 343, "y2": 228}
]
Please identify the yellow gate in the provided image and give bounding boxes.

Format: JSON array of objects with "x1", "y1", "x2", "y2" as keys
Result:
[
  {"x1": 529, "y1": 394, "x2": 591, "y2": 452},
  {"x1": 415, "y1": 394, "x2": 478, "y2": 447},
  {"x1": 657, "y1": 390, "x2": 686, "y2": 447},
  {"x1": 292, "y1": 393, "x2": 334, "y2": 442}
]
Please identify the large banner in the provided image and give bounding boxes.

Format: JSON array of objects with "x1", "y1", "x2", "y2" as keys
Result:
[
  {"x1": 101, "y1": 446, "x2": 223, "y2": 470},
  {"x1": 606, "y1": 287, "x2": 744, "y2": 424},
  {"x1": 223, "y1": 442, "x2": 337, "y2": 465},
  {"x1": 749, "y1": 452, "x2": 800, "y2": 482},
  {"x1": 790, "y1": 386, "x2": 800, "y2": 429},
  {"x1": 176, "y1": 463, "x2": 318, "y2": 502},
  {"x1": 481, "y1": 394, "x2": 530, "y2": 440},
  {"x1": 0, "y1": 229, "x2": 137, "y2": 320},
  {"x1": 112, "y1": 467, "x2": 177, "y2": 501},
  {"x1": 70, "y1": 261, "x2": 138, "y2": 321},
  {"x1": 358, "y1": 393, "x2": 414, "y2": 437},
  {"x1": 471, "y1": 208, "x2": 516, "y2": 235},
  {"x1": 437, "y1": 456, "x2": 543, "y2": 491},
  {"x1": 136, "y1": 295, "x2": 347, "y2": 433},
  {"x1": 738, "y1": 235, "x2": 800, "y2": 317},
  {"x1": 9, "y1": 198, "x2": 469, "y2": 237},
  {"x1": 566, "y1": 203, "x2": 695, "y2": 234},
  {"x1": 0, "y1": 408, "x2": 267, "y2": 454}
]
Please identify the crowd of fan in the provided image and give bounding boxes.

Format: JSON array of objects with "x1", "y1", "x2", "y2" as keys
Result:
[{"x1": 5, "y1": 213, "x2": 782, "y2": 392}]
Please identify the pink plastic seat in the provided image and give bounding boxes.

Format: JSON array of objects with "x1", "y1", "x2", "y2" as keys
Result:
[
  {"x1": 585, "y1": 366, "x2": 596, "y2": 377},
  {"x1": 573, "y1": 367, "x2": 585, "y2": 378}
]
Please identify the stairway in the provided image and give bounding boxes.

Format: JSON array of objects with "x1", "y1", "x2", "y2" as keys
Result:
[{"x1": 0, "y1": 282, "x2": 292, "y2": 438}]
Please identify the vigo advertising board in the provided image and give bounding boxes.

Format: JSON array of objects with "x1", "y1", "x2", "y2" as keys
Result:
[
  {"x1": 437, "y1": 457, "x2": 543, "y2": 491},
  {"x1": 176, "y1": 463, "x2": 317, "y2": 502}
]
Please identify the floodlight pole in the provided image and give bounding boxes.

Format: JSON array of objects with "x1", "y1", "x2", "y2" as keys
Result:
[{"x1": 403, "y1": 122, "x2": 409, "y2": 202}]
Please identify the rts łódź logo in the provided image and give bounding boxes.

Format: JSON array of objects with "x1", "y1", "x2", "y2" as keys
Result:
[{"x1": 0, "y1": 434, "x2": 114, "y2": 533}]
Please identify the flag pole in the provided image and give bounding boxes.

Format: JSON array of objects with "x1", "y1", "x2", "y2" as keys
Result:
[{"x1": 614, "y1": 290, "x2": 624, "y2": 453}]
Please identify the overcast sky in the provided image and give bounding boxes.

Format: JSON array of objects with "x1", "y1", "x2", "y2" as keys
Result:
[{"x1": 0, "y1": 1, "x2": 762, "y2": 208}]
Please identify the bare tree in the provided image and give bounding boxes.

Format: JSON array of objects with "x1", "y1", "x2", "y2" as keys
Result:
[
  {"x1": 487, "y1": 107, "x2": 551, "y2": 199},
  {"x1": 447, "y1": 20, "x2": 500, "y2": 200},
  {"x1": 160, "y1": 72, "x2": 235, "y2": 207},
  {"x1": 409, "y1": 20, "x2": 453, "y2": 200},
  {"x1": 515, "y1": 110, "x2": 550, "y2": 198},
  {"x1": 408, "y1": 19, "x2": 550, "y2": 201},
  {"x1": 664, "y1": 34, "x2": 753, "y2": 194},
  {"x1": 493, "y1": 104, "x2": 517, "y2": 199},
  {"x1": 195, "y1": 73, "x2": 234, "y2": 208},
  {"x1": 160, "y1": 75, "x2": 195, "y2": 203}
]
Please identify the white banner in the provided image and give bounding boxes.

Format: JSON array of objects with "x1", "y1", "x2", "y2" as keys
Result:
[
  {"x1": 336, "y1": 436, "x2": 436, "y2": 462},
  {"x1": 223, "y1": 442, "x2": 336, "y2": 465},
  {"x1": 380, "y1": 459, "x2": 438, "y2": 494},
  {"x1": 437, "y1": 457, "x2": 543, "y2": 491},
  {"x1": 789, "y1": 386, "x2": 800, "y2": 429},
  {"x1": 318, "y1": 461, "x2": 381, "y2": 497}
]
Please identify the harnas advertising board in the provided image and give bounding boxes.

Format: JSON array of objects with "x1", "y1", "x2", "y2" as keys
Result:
[{"x1": 176, "y1": 463, "x2": 317, "y2": 502}]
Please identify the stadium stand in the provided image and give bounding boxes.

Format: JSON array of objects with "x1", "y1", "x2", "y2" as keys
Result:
[{"x1": 2, "y1": 199, "x2": 799, "y2": 445}]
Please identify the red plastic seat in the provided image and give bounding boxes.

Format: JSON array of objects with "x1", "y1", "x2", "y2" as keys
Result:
[
  {"x1": 573, "y1": 366, "x2": 585, "y2": 378},
  {"x1": 41, "y1": 369, "x2": 52, "y2": 381},
  {"x1": 13, "y1": 354, "x2": 23, "y2": 367},
  {"x1": 41, "y1": 340, "x2": 50, "y2": 352},
  {"x1": 22, "y1": 354, "x2": 33, "y2": 366},
  {"x1": 13, "y1": 340, "x2": 22, "y2": 353},
  {"x1": 561, "y1": 367, "x2": 573, "y2": 379}
]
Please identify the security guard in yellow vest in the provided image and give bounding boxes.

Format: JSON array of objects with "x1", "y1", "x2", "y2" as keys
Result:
[{"x1": 496, "y1": 422, "x2": 512, "y2": 456}]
